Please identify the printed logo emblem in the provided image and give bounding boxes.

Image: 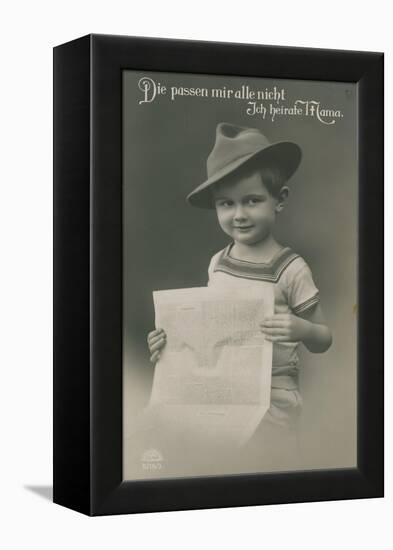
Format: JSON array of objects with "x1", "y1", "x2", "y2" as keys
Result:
[{"x1": 141, "y1": 448, "x2": 164, "y2": 471}]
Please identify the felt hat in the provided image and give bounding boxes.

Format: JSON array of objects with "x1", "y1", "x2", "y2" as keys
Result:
[{"x1": 186, "y1": 122, "x2": 302, "y2": 209}]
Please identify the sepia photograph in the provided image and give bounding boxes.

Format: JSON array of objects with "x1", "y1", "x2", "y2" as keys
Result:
[
  {"x1": 122, "y1": 69, "x2": 358, "y2": 480},
  {"x1": 2, "y1": 0, "x2": 387, "y2": 539}
]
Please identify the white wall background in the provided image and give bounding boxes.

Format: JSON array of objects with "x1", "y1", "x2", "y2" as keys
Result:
[{"x1": 0, "y1": 1, "x2": 390, "y2": 548}]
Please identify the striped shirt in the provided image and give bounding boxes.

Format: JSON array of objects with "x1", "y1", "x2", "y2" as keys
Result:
[{"x1": 207, "y1": 243, "x2": 319, "y2": 384}]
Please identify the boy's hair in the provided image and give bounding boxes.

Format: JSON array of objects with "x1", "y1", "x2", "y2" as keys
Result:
[{"x1": 211, "y1": 161, "x2": 285, "y2": 203}]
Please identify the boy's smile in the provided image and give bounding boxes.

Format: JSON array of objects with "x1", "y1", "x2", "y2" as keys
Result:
[{"x1": 213, "y1": 170, "x2": 281, "y2": 248}]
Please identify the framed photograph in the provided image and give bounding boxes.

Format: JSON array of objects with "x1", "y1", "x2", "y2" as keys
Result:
[{"x1": 53, "y1": 34, "x2": 383, "y2": 515}]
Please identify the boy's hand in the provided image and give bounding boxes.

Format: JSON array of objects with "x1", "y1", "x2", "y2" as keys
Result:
[
  {"x1": 260, "y1": 314, "x2": 311, "y2": 343},
  {"x1": 147, "y1": 328, "x2": 167, "y2": 363}
]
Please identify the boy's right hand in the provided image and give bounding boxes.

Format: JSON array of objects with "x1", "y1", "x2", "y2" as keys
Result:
[{"x1": 147, "y1": 328, "x2": 167, "y2": 364}]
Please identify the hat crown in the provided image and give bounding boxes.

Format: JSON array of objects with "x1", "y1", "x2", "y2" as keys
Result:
[{"x1": 207, "y1": 123, "x2": 271, "y2": 178}]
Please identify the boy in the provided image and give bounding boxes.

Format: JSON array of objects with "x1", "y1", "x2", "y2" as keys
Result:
[{"x1": 147, "y1": 123, "x2": 332, "y2": 466}]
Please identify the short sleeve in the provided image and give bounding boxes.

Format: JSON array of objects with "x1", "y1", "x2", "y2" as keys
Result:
[
  {"x1": 207, "y1": 258, "x2": 214, "y2": 286},
  {"x1": 206, "y1": 250, "x2": 223, "y2": 286},
  {"x1": 288, "y1": 262, "x2": 319, "y2": 315}
]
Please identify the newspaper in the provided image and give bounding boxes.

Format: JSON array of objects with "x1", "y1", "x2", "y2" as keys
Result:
[{"x1": 146, "y1": 286, "x2": 274, "y2": 446}]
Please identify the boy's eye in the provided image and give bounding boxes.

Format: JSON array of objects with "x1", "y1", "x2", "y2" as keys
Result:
[
  {"x1": 247, "y1": 197, "x2": 262, "y2": 205},
  {"x1": 217, "y1": 200, "x2": 233, "y2": 207}
]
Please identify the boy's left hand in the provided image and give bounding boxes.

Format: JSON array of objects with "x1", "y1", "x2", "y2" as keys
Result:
[{"x1": 260, "y1": 313, "x2": 310, "y2": 343}]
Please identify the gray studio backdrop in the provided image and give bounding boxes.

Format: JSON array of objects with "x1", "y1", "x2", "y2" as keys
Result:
[{"x1": 123, "y1": 70, "x2": 357, "y2": 478}]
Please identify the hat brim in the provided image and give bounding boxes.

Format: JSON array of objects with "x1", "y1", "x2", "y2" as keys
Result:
[{"x1": 186, "y1": 141, "x2": 302, "y2": 209}]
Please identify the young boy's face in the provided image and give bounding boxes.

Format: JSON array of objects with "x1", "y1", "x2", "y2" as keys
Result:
[{"x1": 212, "y1": 170, "x2": 279, "y2": 247}]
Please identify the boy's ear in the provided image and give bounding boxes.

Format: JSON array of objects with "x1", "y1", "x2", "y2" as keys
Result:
[{"x1": 275, "y1": 186, "x2": 289, "y2": 212}]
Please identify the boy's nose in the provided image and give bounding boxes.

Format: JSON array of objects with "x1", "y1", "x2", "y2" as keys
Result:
[{"x1": 233, "y1": 205, "x2": 247, "y2": 221}]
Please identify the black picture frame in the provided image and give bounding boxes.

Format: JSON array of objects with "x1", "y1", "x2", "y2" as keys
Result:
[{"x1": 53, "y1": 34, "x2": 384, "y2": 516}]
